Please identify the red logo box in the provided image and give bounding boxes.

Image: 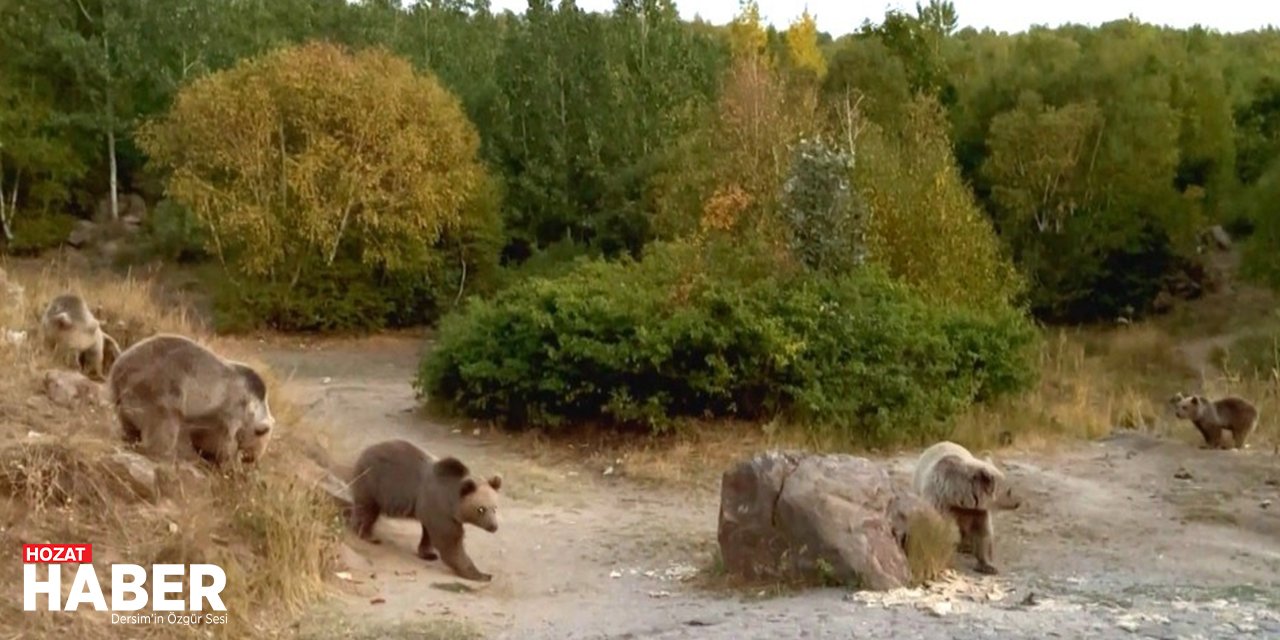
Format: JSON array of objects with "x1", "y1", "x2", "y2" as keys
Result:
[{"x1": 23, "y1": 544, "x2": 92, "y2": 564}]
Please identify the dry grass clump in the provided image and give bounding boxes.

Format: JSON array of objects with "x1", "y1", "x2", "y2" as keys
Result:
[
  {"x1": 903, "y1": 508, "x2": 959, "y2": 585},
  {"x1": 0, "y1": 259, "x2": 343, "y2": 638}
]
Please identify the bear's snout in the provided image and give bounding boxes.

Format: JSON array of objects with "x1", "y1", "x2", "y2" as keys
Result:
[{"x1": 485, "y1": 523, "x2": 498, "y2": 533}]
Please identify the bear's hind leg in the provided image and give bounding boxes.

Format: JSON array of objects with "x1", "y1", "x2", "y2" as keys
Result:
[
  {"x1": 417, "y1": 523, "x2": 438, "y2": 561},
  {"x1": 352, "y1": 502, "x2": 381, "y2": 543}
]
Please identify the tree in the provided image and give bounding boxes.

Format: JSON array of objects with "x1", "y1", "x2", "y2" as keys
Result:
[
  {"x1": 784, "y1": 10, "x2": 826, "y2": 80},
  {"x1": 779, "y1": 137, "x2": 865, "y2": 273},
  {"x1": 982, "y1": 93, "x2": 1102, "y2": 238},
  {"x1": 138, "y1": 42, "x2": 488, "y2": 284},
  {"x1": 853, "y1": 96, "x2": 1022, "y2": 309}
]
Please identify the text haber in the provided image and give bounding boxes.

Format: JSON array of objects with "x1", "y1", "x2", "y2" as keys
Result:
[{"x1": 23, "y1": 543, "x2": 227, "y2": 613}]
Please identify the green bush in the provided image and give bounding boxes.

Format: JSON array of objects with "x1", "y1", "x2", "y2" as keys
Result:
[
  {"x1": 138, "y1": 199, "x2": 210, "y2": 263},
  {"x1": 417, "y1": 241, "x2": 1038, "y2": 444},
  {"x1": 2, "y1": 212, "x2": 76, "y2": 256}
]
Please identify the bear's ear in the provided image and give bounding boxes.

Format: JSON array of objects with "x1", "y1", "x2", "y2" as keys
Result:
[
  {"x1": 1189, "y1": 396, "x2": 1200, "y2": 406},
  {"x1": 435, "y1": 457, "x2": 470, "y2": 480},
  {"x1": 459, "y1": 478, "x2": 478, "y2": 498},
  {"x1": 974, "y1": 468, "x2": 995, "y2": 493},
  {"x1": 488, "y1": 475, "x2": 502, "y2": 491}
]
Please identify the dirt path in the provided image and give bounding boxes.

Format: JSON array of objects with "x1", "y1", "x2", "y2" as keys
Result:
[{"x1": 229, "y1": 336, "x2": 1280, "y2": 639}]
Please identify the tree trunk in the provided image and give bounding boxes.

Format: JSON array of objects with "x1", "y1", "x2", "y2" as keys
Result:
[
  {"x1": 107, "y1": 126, "x2": 119, "y2": 221},
  {"x1": 104, "y1": 27, "x2": 119, "y2": 222}
]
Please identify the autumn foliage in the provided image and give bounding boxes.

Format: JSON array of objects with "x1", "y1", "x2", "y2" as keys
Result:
[{"x1": 139, "y1": 42, "x2": 496, "y2": 330}]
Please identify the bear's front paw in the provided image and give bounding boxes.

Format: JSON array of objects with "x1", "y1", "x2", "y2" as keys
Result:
[
  {"x1": 975, "y1": 562, "x2": 1000, "y2": 575},
  {"x1": 418, "y1": 549, "x2": 439, "y2": 561}
]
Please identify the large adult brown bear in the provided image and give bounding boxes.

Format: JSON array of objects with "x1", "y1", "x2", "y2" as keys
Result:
[
  {"x1": 350, "y1": 439, "x2": 502, "y2": 582},
  {"x1": 912, "y1": 441, "x2": 1021, "y2": 575}
]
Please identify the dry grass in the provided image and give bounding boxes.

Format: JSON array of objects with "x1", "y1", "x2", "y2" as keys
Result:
[
  {"x1": 948, "y1": 323, "x2": 1198, "y2": 452},
  {"x1": 903, "y1": 508, "x2": 958, "y2": 585},
  {"x1": 0, "y1": 257, "x2": 344, "y2": 639}
]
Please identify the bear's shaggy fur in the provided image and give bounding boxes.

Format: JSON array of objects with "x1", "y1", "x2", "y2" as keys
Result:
[
  {"x1": 913, "y1": 441, "x2": 1021, "y2": 575},
  {"x1": 349, "y1": 439, "x2": 502, "y2": 582},
  {"x1": 40, "y1": 293, "x2": 121, "y2": 380},
  {"x1": 107, "y1": 334, "x2": 275, "y2": 464},
  {"x1": 1170, "y1": 392, "x2": 1258, "y2": 450}
]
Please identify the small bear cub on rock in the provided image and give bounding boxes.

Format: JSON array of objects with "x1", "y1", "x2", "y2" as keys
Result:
[{"x1": 350, "y1": 439, "x2": 502, "y2": 582}]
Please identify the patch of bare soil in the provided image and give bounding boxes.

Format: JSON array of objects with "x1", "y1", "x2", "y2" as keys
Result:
[{"x1": 235, "y1": 336, "x2": 1280, "y2": 640}]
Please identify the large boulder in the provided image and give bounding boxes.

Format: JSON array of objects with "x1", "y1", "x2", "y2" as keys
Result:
[{"x1": 717, "y1": 451, "x2": 921, "y2": 590}]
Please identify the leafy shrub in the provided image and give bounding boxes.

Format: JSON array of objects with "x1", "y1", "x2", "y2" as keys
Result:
[
  {"x1": 780, "y1": 137, "x2": 867, "y2": 274},
  {"x1": 136, "y1": 198, "x2": 210, "y2": 263},
  {"x1": 418, "y1": 240, "x2": 1037, "y2": 444},
  {"x1": 2, "y1": 212, "x2": 76, "y2": 256}
]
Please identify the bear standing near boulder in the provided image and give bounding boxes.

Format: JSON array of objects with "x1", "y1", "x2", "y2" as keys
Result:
[
  {"x1": 349, "y1": 439, "x2": 502, "y2": 582},
  {"x1": 913, "y1": 441, "x2": 1021, "y2": 575}
]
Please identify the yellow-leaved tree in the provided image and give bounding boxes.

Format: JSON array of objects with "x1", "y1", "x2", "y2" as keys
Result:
[
  {"x1": 785, "y1": 10, "x2": 827, "y2": 80},
  {"x1": 853, "y1": 95, "x2": 1024, "y2": 308},
  {"x1": 139, "y1": 41, "x2": 490, "y2": 292}
]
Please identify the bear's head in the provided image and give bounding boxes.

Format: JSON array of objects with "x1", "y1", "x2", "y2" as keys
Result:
[
  {"x1": 979, "y1": 455, "x2": 1021, "y2": 510},
  {"x1": 1172, "y1": 392, "x2": 1209, "y2": 421},
  {"x1": 458, "y1": 474, "x2": 503, "y2": 533}
]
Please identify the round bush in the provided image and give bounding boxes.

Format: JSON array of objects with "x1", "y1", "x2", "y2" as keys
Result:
[{"x1": 417, "y1": 241, "x2": 1038, "y2": 444}]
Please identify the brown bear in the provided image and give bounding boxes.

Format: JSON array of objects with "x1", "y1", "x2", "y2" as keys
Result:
[
  {"x1": 107, "y1": 334, "x2": 275, "y2": 465},
  {"x1": 349, "y1": 439, "x2": 502, "y2": 582},
  {"x1": 912, "y1": 441, "x2": 1021, "y2": 575},
  {"x1": 40, "y1": 293, "x2": 121, "y2": 380},
  {"x1": 1170, "y1": 392, "x2": 1258, "y2": 450}
]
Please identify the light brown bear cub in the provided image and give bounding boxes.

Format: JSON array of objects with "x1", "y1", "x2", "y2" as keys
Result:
[
  {"x1": 913, "y1": 441, "x2": 1021, "y2": 575},
  {"x1": 40, "y1": 293, "x2": 121, "y2": 380},
  {"x1": 1170, "y1": 392, "x2": 1258, "y2": 450},
  {"x1": 350, "y1": 439, "x2": 502, "y2": 582}
]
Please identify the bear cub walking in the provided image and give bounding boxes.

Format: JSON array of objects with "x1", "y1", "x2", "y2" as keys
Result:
[
  {"x1": 1170, "y1": 392, "x2": 1258, "y2": 450},
  {"x1": 350, "y1": 439, "x2": 502, "y2": 582}
]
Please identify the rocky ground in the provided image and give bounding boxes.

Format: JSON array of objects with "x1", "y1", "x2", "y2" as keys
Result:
[{"x1": 232, "y1": 335, "x2": 1280, "y2": 640}]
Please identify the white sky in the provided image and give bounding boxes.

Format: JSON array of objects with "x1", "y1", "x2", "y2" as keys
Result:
[{"x1": 486, "y1": 0, "x2": 1278, "y2": 36}]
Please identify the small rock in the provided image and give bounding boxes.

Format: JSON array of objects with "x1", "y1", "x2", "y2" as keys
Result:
[
  {"x1": 472, "y1": 428, "x2": 481, "y2": 436},
  {"x1": 370, "y1": 597, "x2": 386, "y2": 605},
  {"x1": 42, "y1": 370, "x2": 104, "y2": 407},
  {"x1": 648, "y1": 590, "x2": 672, "y2": 598},
  {"x1": 3, "y1": 329, "x2": 26, "y2": 345},
  {"x1": 1261, "y1": 499, "x2": 1272, "y2": 510},
  {"x1": 103, "y1": 451, "x2": 159, "y2": 501},
  {"x1": 67, "y1": 220, "x2": 97, "y2": 248},
  {"x1": 1265, "y1": 478, "x2": 1278, "y2": 487},
  {"x1": 925, "y1": 601, "x2": 951, "y2": 617},
  {"x1": 603, "y1": 465, "x2": 615, "y2": 476},
  {"x1": 1019, "y1": 592, "x2": 1040, "y2": 607},
  {"x1": 168, "y1": 522, "x2": 180, "y2": 534},
  {"x1": 1174, "y1": 468, "x2": 1193, "y2": 480},
  {"x1": 609, "y1": 570, "x2": 623, "y2": 579},
  {"x1": 321, "y1": 377, "x2": 332, "y2": 384}
]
